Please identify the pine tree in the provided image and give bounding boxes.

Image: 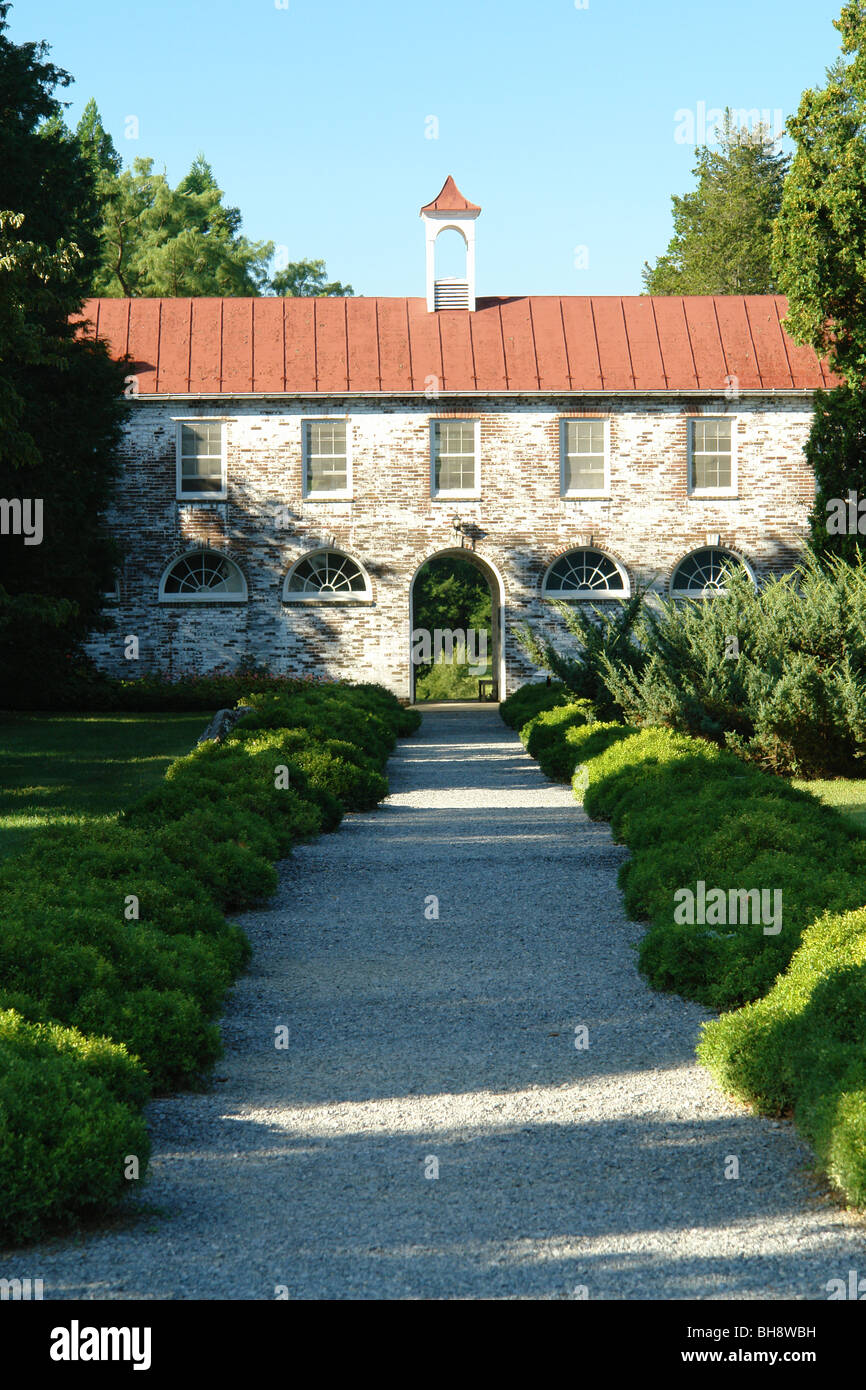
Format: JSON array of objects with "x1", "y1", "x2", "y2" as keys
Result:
[{"x1": 643, "y1": 111, "x2": 789, "y2": 294}]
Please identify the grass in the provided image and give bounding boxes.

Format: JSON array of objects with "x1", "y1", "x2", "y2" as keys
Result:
[
  {"x1": 792, "y1": 777, "x2": 866, "y2": 835},
  {"x1": 0, "y1": 712, "x2": 208, "y2": 861}
]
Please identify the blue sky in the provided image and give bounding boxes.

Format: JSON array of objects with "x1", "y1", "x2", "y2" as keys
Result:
[{"x1": 14, "y1": 0, "x2": 846, "y2": 296}]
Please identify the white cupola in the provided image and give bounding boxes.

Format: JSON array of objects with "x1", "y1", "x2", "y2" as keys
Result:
[{"x1": 419, "y1": 176, "x2": 481, "y2": 312}]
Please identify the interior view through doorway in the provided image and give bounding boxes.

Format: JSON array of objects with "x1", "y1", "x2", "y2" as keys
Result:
[{"x1": 410, "y1": 550, "x2": 498, "y2": 703}]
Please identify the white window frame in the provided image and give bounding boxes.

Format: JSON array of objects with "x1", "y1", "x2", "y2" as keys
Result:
[
  {"x1": 158, "y1": 548, "x2": 248, "y2": 604},
  {"x1": 302, "y1": 418, "x2": 353, "y2": 501},
  {"x1": 430, "y1": 418, "x2": 481, "y2": 500},
  {"x1": 559, "y1": 418, "x2": 610, "y2": 498},
  {"x1": 282, "y1": 548, "x2": 373, "y2": 604},
  {"x1": 175, "y1": 418, "x2": 227, "y2": 501},
  {"x1": 670, "y1": 547, "x2": 756, "y2": 598},
  {"x1": 542, "y1": 548, "x2": 630, "y2": 601},
  {"x1": 688, "y1": 416, "x2": 737, "y2": 499}
]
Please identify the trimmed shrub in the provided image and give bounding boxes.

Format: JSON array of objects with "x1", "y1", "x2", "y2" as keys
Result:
[
  {"x1": 500, "y1": 681, "x2": 576, "y2": 731},
  {"x1": 520, "y1": 700, "x2": 595, "y2": 780},
  {"x1": 0, "y1": 678, "x2": 410, "y2": 1240},
  {"x1": 698, "y1": 907, "x2": 866, "y2": 1203},
  {"x1": 288, "y1": 747, "x2": 388, "y2": 810},
  {"x1": 575, "y1": 727, "x2": 866, "y2": 1010},
  {"x1": 517, "y1": 702, "x2": 866, "y2": 1205},
  {"x1": 0, "y1": 1010, "x2": 150, "y2": 1244}
]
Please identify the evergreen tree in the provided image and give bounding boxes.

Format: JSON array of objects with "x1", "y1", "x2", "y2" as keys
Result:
[
  {"x1": 804, "y1": 385, "x2": 866, "y2": 562},
  {"x1": 86, "y1": 148, "x2": 274, "y2": 296},
  {"x1": 0, "y1": 2, "x2": 127, "y2": 706},
  {"x1": 643, "y1": 111, "x2": 789, "y2": 294}
]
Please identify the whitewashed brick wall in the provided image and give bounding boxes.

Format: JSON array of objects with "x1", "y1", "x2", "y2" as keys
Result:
[{"x1": 86, "y1": 394, "x2": 816, "y2": 698}]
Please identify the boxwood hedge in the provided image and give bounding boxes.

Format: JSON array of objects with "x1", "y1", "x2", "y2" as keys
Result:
[
  {"x1": 0, "y1": 681, "x2": 416, "y2": 1243},
  {"x1": 506, "y1": 680, "x2": 866, "y2": 1207}
]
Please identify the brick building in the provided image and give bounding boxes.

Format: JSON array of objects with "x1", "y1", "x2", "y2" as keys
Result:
[{"x1": 78, "y1": 178, "x2": 835, "y2": 700}]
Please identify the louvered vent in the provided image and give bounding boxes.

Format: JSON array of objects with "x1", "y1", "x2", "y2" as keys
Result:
[{"x1": 434, "y1": 277, "x2": 470, "y2": 310}]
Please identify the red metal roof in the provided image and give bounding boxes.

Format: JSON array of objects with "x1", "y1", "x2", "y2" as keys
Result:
[
  {"x1": 74, "y1": 296, "x2": 837, "y2": 395},
  {"x1": 420, "y1": 176, "x2": 481, "y2": 214}
]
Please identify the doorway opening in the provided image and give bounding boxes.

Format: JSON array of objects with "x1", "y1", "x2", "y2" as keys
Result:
[{"x1": 410, "y1": 550, "x2": 500, "y2": 703}]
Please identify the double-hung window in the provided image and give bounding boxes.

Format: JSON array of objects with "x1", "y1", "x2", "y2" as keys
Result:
[
  {"x1": 177, "y1": 420, "x2": 225, "y2": 498},
  {"x1": 689, "y1": 418, "x2": 735, "y2": 495},
  {"x1": 431, "y1": 420, "x2": 479, "y2": 497},
  {"x1": 561, "y1": 419, "x2": 607, "y2": 496},
  {"x1": 304, "y1": 420, "x2": 350, "y2": 497}
]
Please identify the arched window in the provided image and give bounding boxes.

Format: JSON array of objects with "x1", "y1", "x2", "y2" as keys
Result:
[
  {"x1": 159, "y1": 549, "x2": 247, "y2": 602},
  {"x1": 542, "y1": 548, "x2": 630, "y2": 600},
  {"x1": 670, "y1": 547, "x2": 753, "y2": 596},
  {"x1": 283, "y1": 549, "x2": 372, "y2": 602}
]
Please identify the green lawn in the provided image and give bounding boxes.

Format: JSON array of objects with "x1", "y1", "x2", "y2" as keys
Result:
[
  {"x1": 792, "y1": 777, "x2": 866, "y2": 835},
  {"x1": 0, "y1": 712, "x2": 208, "y2": 861}
]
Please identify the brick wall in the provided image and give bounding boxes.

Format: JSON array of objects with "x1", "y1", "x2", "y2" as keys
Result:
[{"x1": 86, "y1": 393, "x2": 816, "y2": 698}]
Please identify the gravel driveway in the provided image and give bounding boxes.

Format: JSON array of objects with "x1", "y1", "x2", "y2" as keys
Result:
[{"x1": 8, "y1": 704, "x2": 866, "y2": 1299}]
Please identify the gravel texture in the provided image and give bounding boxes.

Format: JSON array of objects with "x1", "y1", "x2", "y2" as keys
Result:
[{"x1": 6, "y1": 703, "x2": 866, "y2": 1300}]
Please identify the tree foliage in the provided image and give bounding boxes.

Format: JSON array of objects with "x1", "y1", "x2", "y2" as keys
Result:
[
  {"x1": 643, "y1": 111, "x2": 789, "y2": 294},
  {"x1": 515, "y1": 592, "x2": 647, "y2": 721},
  {"x1": 600, "y1": 556, "x2": 866, "y2": 777},
  {"x1": 773, "y1": 3, "x2": 866, "y2": 383},
  {"x1": 270, "y1": 258, "x2": 353, "y2": 297},
  {"x1": 413, "y1": 555, "x2": 491, "y2": 638},
  {"x1": 803, "y1": 384, "x2": 866, "y2": 561},
  {"x1": 68, "y1": 101, "x2": 353, "y2": 299},
  {"x1": 0, "y1": 2, "x2": 128, "y2": 705}
]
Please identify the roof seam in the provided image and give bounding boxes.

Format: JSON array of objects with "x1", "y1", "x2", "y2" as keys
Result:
[
  {"x1": 589, "y1": 299, "x2": 604, "y2": 390},
  {"x1": 250, "y1": 300, "x2": 255, "y2": 394},
  {"x1": 186, "y1": 300, "x2": 192, "y2": 392},
  {"x1": 405, "y1": 300, "x2": 415, "y2": 390},
  {"x1": 559, "y1": 299, "x2": 573, "y2": 390},
  {"x1": 218, "y1": 300, "x2": 224, "y2": 392},
  {"x1": 620, "y1": 298, "x2": 636, "y2": 390},
  {"x1": 281, "y1": 298, "x2": 287, "y2": 393},
  {"x1": 497, "y1": 303, "x2": 509, "y2": 390},
  {"x1": 741, "y1": 297, "x2": 761, "y2": 389},
  {"x1": 156, "y1": 300, "x2": 163, "y2": 394},
  {"x1": 711, "y1": 297, "x2": 731, "y2": 386},
  {"x1": 468, "y1": 306, "x2": 478, "y2": 390},
  {"x1": 315, "y1": 298, "x2": 322, "y2": 394},
  {"x1": 772, "y1": 296, "x2": 796, "y2": 389},
  {"x1": 649, "y1": 298, "x2": 669, "y2": 390},
  {"x1": 527, "y1": 300, "x2": 542, "y2": 390},
  {"x1": 681, "y1": 299, "x2": 700, "y2": 389}
]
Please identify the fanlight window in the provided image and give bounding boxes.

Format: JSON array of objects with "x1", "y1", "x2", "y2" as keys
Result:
[
  {"x1": 671, "y1": 547, "x2": 750, "y2": 596},
  {"x1": 283, "y1": 549, "x2": 371, "y2": 601},
  {"x1": 543, "y1": 548, "x2": 629, "y2": 599},
  {"x1": 160, "y1": 550, "x2": 247, "y2": 602}
]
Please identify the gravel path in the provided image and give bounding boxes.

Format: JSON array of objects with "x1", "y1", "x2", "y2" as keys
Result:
[{"x1": 8, "y1": 704, "x2": 866, "y2": 1299}]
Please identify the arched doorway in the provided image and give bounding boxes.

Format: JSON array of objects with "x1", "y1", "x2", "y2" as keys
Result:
[{"x1": 408, "y1": 549, "x2": 504, "y2": 703}]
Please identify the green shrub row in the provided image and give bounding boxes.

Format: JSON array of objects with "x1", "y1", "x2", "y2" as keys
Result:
[
  {"x1": 519, "y1": 700, "x2": 596, "y2": 780},
  {"x1": 499, "y1": 680, "x2": 576, "y2": 730},
  {"x1": 505, "y1": 682, "x2": 866, "y2": 1206},
  {"x1": 0, "y1": 681, "x2": 417, "y2": 1243},
  {"x1": 7, "y1": 663, "x2": 345, "y2": 713},
  {"x1": 697, "y1": 907, "x2": 866, "y2": 1205}
]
